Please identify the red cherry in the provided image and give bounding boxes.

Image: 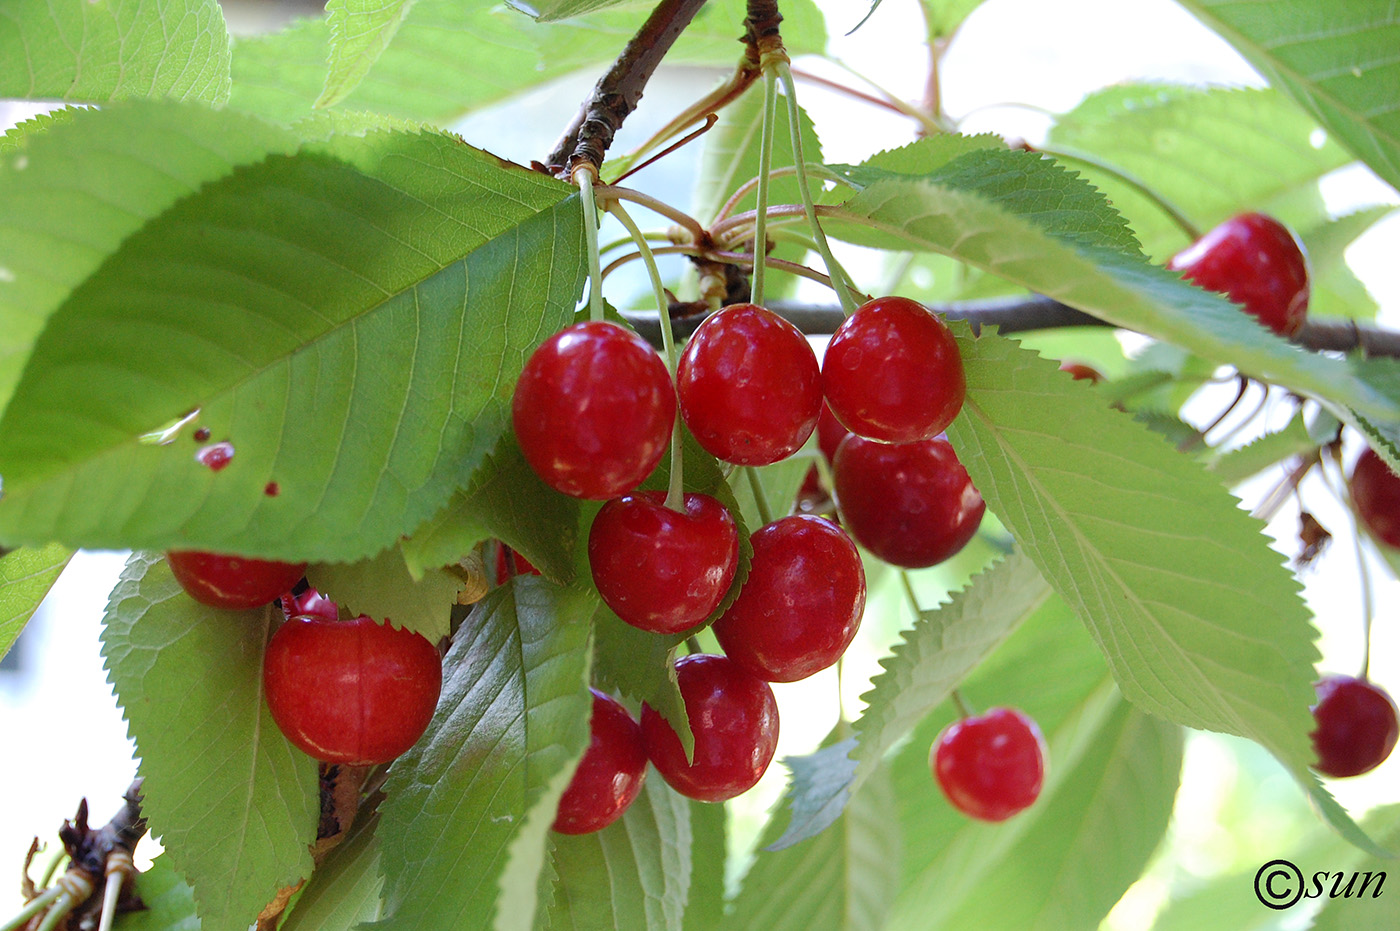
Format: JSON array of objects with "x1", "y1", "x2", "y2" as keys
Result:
[
  {"x1": 1350, "y1": 447, "x2": 1400, "y2": 549},
  {"x1": 279, "y1": 587, "x2": 338, "y2": 622},
  {"x1": 263, "y1": 614, "x2": 442, "y2": 765},
  {"x1": 821, "y1": 296, "x2": 965, "y2": 443},
  {"x1": 1311, "y1": 675, "x2": 1399, "y2": 778},
  {"x1": 512, "y1": 321, "x2": 675, "y2": 500},
  {"x1": 1058, "y1": 361, "x2": 1102, "y2": 383},
  {"x1": 1167, "y1": 212, "x2": 1309, "y2": 337},
  {"x1": 832, "y1": 434, "x2": 985, "y2": 569},
  {"x1": 589, "y1": 491, "x2": 739, "y2": 634},
  {"x1": 553, "y1": 689, "x2": 648, "y2": 834},
  {"x1": 676, "y1": 304, "x2": 822, "y2": 465},
  {"x1": 640, "y1": 653, "x2": 779, "y2": 802},
  {"x1": 493, "y1": 542, "x2": 542, "y2": 585},
  {"x1": 166, "y1": 551, "x2": 307, "y2": 611},
  {"x1": 816, "y1": 400, "x2": 851, "y2": 464},
  {"x1": 712, "y1": 515, "x2": 865, "y2": 683},
  {"x1": 932, "y1": 707, "x2": 1046, "y2": 821}
]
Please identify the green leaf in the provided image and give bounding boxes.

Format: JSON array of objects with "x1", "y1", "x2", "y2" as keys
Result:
[
  {"x1": 694, "y1": 86, "x2": 823, "y2": 225},
  {"x1": 282, "y1": 813, "x2": 385, "y2": 931},
  {"x1": 1175, "y1": 0, "x2": 1400, "y2": 194},
  {"x1": 543, "y1": 777, "x2": 692, "y2": 930},
  {"x1": 318, "y1": 0, "x2": 418, "y2": 108},
  {"x1": 0, "y1": 102, "x2": 300, "y2": 415},
  {"x1": 770, "y1": 552, "x2": 1053, "y2": 849},
  {"x1": 920, "y1": 0, "x2": 988, "y2": 40},
  {"x1": 508, "y1": 0, "x2": 634, "y2": 20},
  {"x1": 722, "y1": 755, "x2": 900, "y2": 931},
  {"x1": 1299, "y1": 206, "x2": 1396, "y2": 321},
  {"x1": 0, "y1": 542, "x2": 70, "y2": 661},
  {"x1": 372, "y1": 578, "x2": 594, "y2": 931},
  {"x1": 0, "y1": 0, "x2": 231, "y2": 104},
  {"x1": 307, "y1": 546, "x2": 460, "y2": 643},
  {"x1": 591, "y1": 604, "x2": 693, "y2": 757},
  {"x1": 948, "y1": 329, "x2": 1319, "y2": 747},
  {"x1": 401, "y1": 431, "x2": 581, "y2": 586},
  {"x1": 1046, "y1": 85, "x2": 1352, "y2": 260},
  {"x1": 683, "y1": 800, "x2": 727, "y2": 931},
  {"x1": 1204, "y1": 408, "x2": 1318, "y2": 485},
  {"x1": 825, "y1": 146, "x2": 1400, "y2": 429},
  {"x1": 888, "y1": 691, "x2": 1182, "y2": 931},
  {"x1": 113, "y1": 856, "x2": 199, "y2": 931},
  {"x1": 0, "y1": 125, "x2": 585, "y2": 563},
  {"x1": 101, "y1": 553, "x2": 319, "y2": 930}
]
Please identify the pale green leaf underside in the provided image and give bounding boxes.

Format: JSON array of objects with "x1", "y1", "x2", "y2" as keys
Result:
[
  {"x1": 101, "y1": 553, "x2": 319, "y2": 930},
  {"x1": 544, "y1": 777, "x2": 692, "y2": 930},
  {"x1": 1176, "y1": 0, "x2": 1400, "y2": 194},
  {"x1": 0, "y1": 0, "x2": 231, "y2": 104},
  {"x1": 948, "y1": 329, "x2": 1321, "y2": 772},
  {"x1": 282, "y1": 814, "x2": 385, "y2": 931},
  {"x1": 0, "y1": 125, "x2": 584, "y2": 562},
  {"x1": 307, "y1": 546, "x2": 459, "y2": 643},
  {"x1": 770, "y1": 552, "x2": 1053, "y2": 850},
  {"x1": 1047, "y1": 85, "x2": 1352, "y2": 261},
  {"x1": 0, "y1": 102, "x2": 301, "y2": 416},
  {"x1": 318, "y1": 0, "x2": 418, "y2": 108},
  {"x1": 113, "y1": 857, "x2": 199, "y2": 931},
  {"x1": 508, "y1": 0, "x2": 634, "y2": 21},
  {"x1": 827, "y1": 147, "x2": 1400, "y2": 429},
  {"x1": 0, "y1": 541, "x2": 70, "y2": 661},
  {"x1": 372, "y1": 579, "x2": 594, "y2": 931}
]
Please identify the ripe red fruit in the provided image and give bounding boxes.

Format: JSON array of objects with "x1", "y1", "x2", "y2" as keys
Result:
[
  {"x1": 712, "y1": 515, "x2": 865, "y2": 682},
  {"x1": 1350, "y1": 447, "x2": 1400, "y2": 549},
  {"x1": 816, "y1": 400, "x2": 851, "y2": 464},
  {"x1": 1310, "y1": 675, "x2": 1399, "y2": 778},
  {"x1": 493, "y1": 542, "x2": 542, "y2": 585},
  {"x1": 933, "y1": 707, "x2": 1046, "y2": 822},
  {"x1": 166, "y1": 551, "x2": 307, "y2": 611},
  {"x1": 512, "y1": 320, "x2": 675, "y2": 499},
  {"x1": 641, "y1": 653, "x2": 779, "y2": 802},
  {"x1": 589, "y1": 491, "x2": 739, "y2": 633},
  {"x1": 263, "y1": 614, "x2": 442, "y2": 765},
  {"x1": 1167, "y1": 212, "x2": 1309, "y2": 337},
  {"x1": 676, "y1": 304, "x2": 822, "y2": 465},
  {"x1": 1058, "y1": 361, "x2": 1103, "y2": 383},
  {"x1": 832, "y1": 434, "x2": 985, "y2": 569},
  {"x1": 553, "y1": 689, "x2": 648, "y2": 834},
  {"x1": 822, "y1": 296, "x2": 965, "y2": 443}
]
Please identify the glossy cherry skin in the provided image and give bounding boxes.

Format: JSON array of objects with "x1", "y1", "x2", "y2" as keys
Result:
[
  {"x1": 589, "y1": 491, "x2": 740, "y2": 634},
  {"x1": 677, "y1": 304, "x2": 822, "y2": 465},
  {"x1": 263, "y1": 614, "x2": 442, "y2": 765},
  {"x1": 712, "y1": 515, "x2": 865, "y2": 683},
  {"x1": 512, "y1": 320, "x2": 676, "y2": 499},
  {"x1": 1167, "y1": 212, "x2": 1309, "y2": 338},
  {"x1": 832, "y1": 434, "x2": 985, "y2": 569},
  {"x1": 279, "y1": 586, "x2": 338, "y2": 622},
  {"x1": 493, "y1": 542, "x2": 542, "y2": 585},
  {"x1": 816, "y1": 400, "x2": 852, "y2": 464},
  {"x1": 167, "y1": 551, "x2": 307, "y2": 611},
  {"x1": 933, "y1": 707, "x2": 1047, "y2": 822},
  {"x1": 822, "y1": 296, "x2": 965, "y2": 443},
  {"x1": 553, "y1": 689, "x2": 648, "y2": 834},
  {"x1": 640, "y1": 653, "x2": 779, "y2": 802},
  {"x1": 1310, "y1": 675, "x2": 1399, "y2": 778},
  {"x1": 1350, "y1": 447, "x2": 1400, "y2": 549}
]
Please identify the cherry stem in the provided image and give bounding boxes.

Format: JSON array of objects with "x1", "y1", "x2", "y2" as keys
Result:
[
  {"x1": 899, "y1": 571, "x2": 923, "y2": 621},
  {"x1": 1354, "y1": 513, "x2": 1375, "y2": 680},
  {"x1": 1178, "y1": 374, "x2": 1249, "y2": 453},
  {"x1": 597, "y1": 185, "x2": 707, "y2": 244},
  {"x1": 776, "y1": 61, "x2": 860, "y2": 316},
  {"x1": 576, "y1": 167, "x2": 605, "y2": 323},
  {"x1": 950, "y1": 689, "x2": 976, "y2": 720},
  {"x1": 790, "y1": 65, "x2": 947, "y2": 137},
  {"x1": 38, "y1": 850, "x2": 65, "y2": 890},
  {"x1": 97, "y1": 870, "x2": 125, "y2": 931},
  {"x1": 1251, "y1": 453, "x2": 1317, "y2": 523},
  {"x1": 715, "y1": 166, "x2": 796, "y2": 224},
  {"x1": 609, "y1": 200, "x2": 687, "y2": 511},
  {"x1": 2, "y1": 887, "x2": 63, "y2": 931},
  {"x1": 1032, "y1": 143, "x2": 1202, "y2": 242},
  {"x1": 34, "y1": 893, "x2": 77, "y2": 931},
  {"x1": 752, "y1": 66, "x2": 780, "y2": 306},
  {"x1": 745, "y1": 466, "x2": 775, "y2": 526}
]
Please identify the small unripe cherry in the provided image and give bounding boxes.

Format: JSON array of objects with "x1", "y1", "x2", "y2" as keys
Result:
[
  {"x1": 932, "y1": 706, "x2": 1046, "y2": 821},
  {"x1": 553, "y1": 689, "x2": 648, "y2": 834},
  {"x1": 822, "y1": 296, "x2": 965, "y2": 443},
  {"x1": 263, "y1": 614, "x2": 442, "y2": 765},
  {"x1": 167, "y1": 550, "x2": 307, "y2": 611},
  {"x1": 512, "y1": 320, "x2": 675, "y2": 500}
]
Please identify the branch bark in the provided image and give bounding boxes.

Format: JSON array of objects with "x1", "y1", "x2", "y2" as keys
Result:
[
  {"x1": 543, "y1": 0, "x2": 711, "y2": 176},
  {"x1": 620, "y1": 295, "x2": 1400, "y2": 358}
]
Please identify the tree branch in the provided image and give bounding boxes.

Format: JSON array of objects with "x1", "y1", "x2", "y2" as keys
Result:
[
  {"x1": 620, "y1": 294, "x2": 1400, "y2": 358},
  {"x1": 543, "y1": 0, "x2": 711, "y2": 176}
]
